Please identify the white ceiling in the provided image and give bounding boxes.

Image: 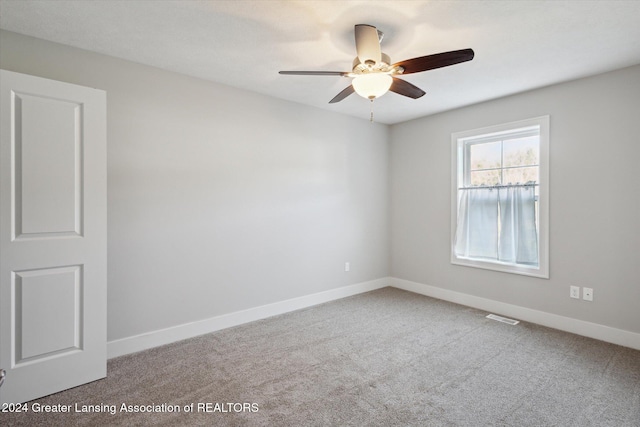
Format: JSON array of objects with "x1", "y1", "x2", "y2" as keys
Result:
[{"x1": 1, "y1": 0, "x2": 639, "y2": 124}]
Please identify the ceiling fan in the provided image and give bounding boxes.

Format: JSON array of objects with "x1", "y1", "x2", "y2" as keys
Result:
[{"x1": 279, "y1": 24, "x2": 474, "y2": 104}]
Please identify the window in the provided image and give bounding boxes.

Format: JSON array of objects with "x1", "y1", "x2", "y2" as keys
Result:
[{"x1": 451, "y1": 116, "x2": 549, "y2": 278}]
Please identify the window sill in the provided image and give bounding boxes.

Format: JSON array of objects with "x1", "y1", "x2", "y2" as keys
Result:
[{"x1": 451, "y1": 255, "x2": 549, "y2": 279}]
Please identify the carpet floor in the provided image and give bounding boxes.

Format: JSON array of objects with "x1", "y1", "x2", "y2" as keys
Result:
[{"x1": 3, "y1": 287, "x2": 640, "y2": 426}]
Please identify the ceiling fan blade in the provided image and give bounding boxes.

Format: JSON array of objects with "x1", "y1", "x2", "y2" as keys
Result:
[
  {"x1": 279, "y1": 71, "x2": 349, "y2": 76},
  {"x1": 329, "y1": 85, "x2": 355, "y2": 103},
  {"x1": 355, "y1": 24, "x2": 382, "y2": 65},
  {"x1": 392, "y1": 48, "x2": 474, "y2": 75},
  {"x1": 389, "y1": 78, "x2": 426, "y2": 99}
]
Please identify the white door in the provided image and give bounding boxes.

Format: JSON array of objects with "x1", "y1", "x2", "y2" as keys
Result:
[{"x1": 0, "y1": 70, "x2": 107, "y2": 404}]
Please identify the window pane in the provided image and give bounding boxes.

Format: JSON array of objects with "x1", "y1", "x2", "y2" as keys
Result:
[
  {"x1": 503, "y1": 166, "x2": 538, "y2": 184},
  {"x1": 470, "y1": 141, "x2": 501, "y2": 170},
  {"x1": 470, "y1": 170, "x2": 501, "y2": 186},
  {"x1": 503, "y1": 135, "x2": 539, "y2": 167}
]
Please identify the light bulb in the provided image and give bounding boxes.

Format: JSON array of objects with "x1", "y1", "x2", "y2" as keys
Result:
[{"x1": 352, "y1": 73, "x2": 392, "y2": 100}]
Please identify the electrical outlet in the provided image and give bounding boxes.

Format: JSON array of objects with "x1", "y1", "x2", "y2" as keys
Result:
[
  {"x1": 570, "y1": 286, "x2": 580, "y2": 299},
  {"x1": 345, "y1": 262, "x2": 350, "y2": 272},
  {"x1": 583, "y1": 287, "x2": 593, "y2": 301}
]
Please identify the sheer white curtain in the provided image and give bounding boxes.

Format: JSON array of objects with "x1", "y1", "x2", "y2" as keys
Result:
[
  {"x1": 455, "y1": 185, "x2": 538, "y2": 265},
  {"x1": 454, "y1": 188, "x2": 499, "y2": 259},
  {"x1": 498, "y1": 186, "x2": 538, "y2": 265}
]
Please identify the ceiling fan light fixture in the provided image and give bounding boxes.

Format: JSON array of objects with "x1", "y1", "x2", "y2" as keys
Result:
[{"x1": 352, "y1": 73, "x2": 392, "y2": 100}]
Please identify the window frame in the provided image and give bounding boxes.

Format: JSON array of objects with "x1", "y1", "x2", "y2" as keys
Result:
[{"x1": 450, "y1": 116, "x2": 550, "y2": 278}]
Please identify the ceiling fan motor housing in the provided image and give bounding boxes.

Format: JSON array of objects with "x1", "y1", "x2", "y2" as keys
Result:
[{"x1": 352, "y1": 53, "x2": 392, "y2": 74}]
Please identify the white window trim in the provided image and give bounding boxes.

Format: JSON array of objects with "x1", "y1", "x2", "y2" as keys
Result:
[{"x1": 450, "y1": 116, "x2": 550, "y2": 278}]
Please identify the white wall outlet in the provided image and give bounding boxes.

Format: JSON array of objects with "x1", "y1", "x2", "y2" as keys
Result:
[
  {"x1": 345, "y1": 262, "x2": 350, "y2": 272},
  {"x1": 583, "y1": 287, "x2": 593, "y2": 301},
  {"x1": 570, "y1": 286, "x2": 580, "y2": 299}
]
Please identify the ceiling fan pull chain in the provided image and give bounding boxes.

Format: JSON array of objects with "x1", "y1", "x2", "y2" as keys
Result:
[{"x1": 370, "y1": 99, "x2": 374, "y2": 123}]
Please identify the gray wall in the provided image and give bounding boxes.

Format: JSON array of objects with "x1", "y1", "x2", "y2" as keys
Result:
[
  {"x1": 0, "y1": 30, "x2": 390, "y2": 341},
  {"x1": 2, "y1": 28, "x2": 638, "y2": 343},
  {"x1": 390, "y1": 65, "x2": 640, "y2": 333}
]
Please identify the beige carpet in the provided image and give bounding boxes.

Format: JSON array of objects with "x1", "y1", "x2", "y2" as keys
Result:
[{"x1": 4, "y1": 287, "x2": 640, "y2": 426}]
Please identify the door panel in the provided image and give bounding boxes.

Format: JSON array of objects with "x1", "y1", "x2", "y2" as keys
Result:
[
  {"x1": 15, "y1": 266, "x2": 82, "y2": 363},
  {"x1": 0, "y1": 69, "x2": 106, "y2": 404},
  {"x1": 14, "y1": 92, "x2": 83, "y2": 238}
]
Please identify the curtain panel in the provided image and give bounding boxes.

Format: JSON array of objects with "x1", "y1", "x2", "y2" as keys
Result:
[{"x1": 454, "y1": 185, "x2": 538, "y2": 265}]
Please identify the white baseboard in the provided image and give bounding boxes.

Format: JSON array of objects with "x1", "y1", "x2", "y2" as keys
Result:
[
  {"x1": 391, "y1": 277, "x2": 640, "y2": 351},
  {"x1": 107, "y1": 277, "x2": 390, "y2": 359},
  {"x1": 108, "y1": 276, "x2": 639, "y2": 358}
]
